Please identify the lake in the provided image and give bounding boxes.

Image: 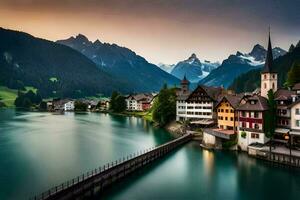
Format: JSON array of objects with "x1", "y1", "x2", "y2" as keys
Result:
[{"x1": 0, "y1": 109, "x2": 299, "y2": 200}]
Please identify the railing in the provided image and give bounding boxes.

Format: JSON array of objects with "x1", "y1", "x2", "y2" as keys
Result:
[
  {"x1": 30, "y1": 133, "x2": 193, "y2": 200},
  {"x1": 256, "y1": 151, "x2": 300, "y2": 167}
]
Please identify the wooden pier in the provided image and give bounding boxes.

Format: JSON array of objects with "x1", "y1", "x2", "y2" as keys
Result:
[{"x1": 31, "y1": 133, "x2": 193, "y2": 200}]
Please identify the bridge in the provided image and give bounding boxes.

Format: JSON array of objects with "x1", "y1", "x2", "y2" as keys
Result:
[{"x1": 31, "y1": 133, "x2": 193, "y2": 200}]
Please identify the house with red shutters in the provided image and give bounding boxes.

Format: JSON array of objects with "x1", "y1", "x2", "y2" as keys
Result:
[{"x1": 237, "y1": 95, "x2": 269, "y2": 150}]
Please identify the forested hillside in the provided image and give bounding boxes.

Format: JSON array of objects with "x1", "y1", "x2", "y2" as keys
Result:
[
  {"x1": 229, "y1": 44, "x2": 300, "y2": 93},
  {"x1": 0, "y1": 28, "x2": 129, "y2": 98}
]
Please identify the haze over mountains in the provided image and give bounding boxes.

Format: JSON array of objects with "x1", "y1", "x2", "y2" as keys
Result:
[{"x1": 57, "y1": 34, "x2": 179, "y2": 92}]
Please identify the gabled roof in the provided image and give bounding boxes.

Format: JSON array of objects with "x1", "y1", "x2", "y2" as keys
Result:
[
  {"x1": 215, "y1": 94, "x2": 244, "y2": 109},
  {"x1": 200, "y1": 85, "x2": 223, "y2": 101},
  {"x1": 293, "y1": 83, "x2": 300, "y2": 90},
  {"x1": 288, "y1": 99, "x2": 300, "y2": 108},
  {"x1": 274, "y1": 88, "x2": 296, "y2": 101},
  {"x1": 237, "y1": 95, "x2": 269, "y2": 111}
]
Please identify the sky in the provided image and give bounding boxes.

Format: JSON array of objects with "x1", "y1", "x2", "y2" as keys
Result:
[{"x1": 0, "y1": 0, "x2": 299, "y2": 64}]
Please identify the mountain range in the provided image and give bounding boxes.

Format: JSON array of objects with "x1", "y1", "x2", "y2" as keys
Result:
[
  {"x1": 199, "y1": 44, "x2": 287, "y2": 88},
  {"x1": 159, "y1": 53, "x2": 219, "y2": 83},
  {"x1": 229, "y1": 42, "x2": 300, "y2": 93},
  {"x1": 0, "y1": 28, "x2": 128, "y2": 98},
  {"x1": 57, "y1": 35, "x2": 179, "y2": 92}
]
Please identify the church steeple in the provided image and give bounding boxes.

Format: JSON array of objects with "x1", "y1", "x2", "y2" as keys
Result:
[
  {"x1": 262, "y1": 29, "x2": 274, "y2": 73},
  {"x1": 260, "y1": 28, "x2": 278, "y2": 98}
]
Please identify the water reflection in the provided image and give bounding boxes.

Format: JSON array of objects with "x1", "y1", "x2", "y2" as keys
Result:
[{"x1": 0, "y1": 110, "x2": 173, "y2": 200}]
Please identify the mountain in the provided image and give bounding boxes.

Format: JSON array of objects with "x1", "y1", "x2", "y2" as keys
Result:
[
  {"x1": 229, "y1": 44, "x2": 300, "y2": 93},
  {"x1": 157, "y1": 63, "x2": 175, "y2": 73},
  {"x1": 199, "y1": 44, "x2": 287, "y2": 88},
  {"x1": 170, "y1": 53, "x2": 219, "y2": 83},
  {"x1": 0, "y1": 28, "x2": 128, "y2": 98},
  {"x1": 57, "y1": 35, "x2": 179, "y2": 92}
]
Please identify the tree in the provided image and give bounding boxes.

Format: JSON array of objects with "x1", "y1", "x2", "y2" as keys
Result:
[
  {"x1": 265, "y1": 89, "x2": 277, "y2": 157},
  {"x1": 14, "y1": 90, "x2": 42, "y2": 108},
  {"x1": 285, "y1": 61, "x2": 300, "y2": 88},
  {"x1": 39, "y1": 101, "x2": 47, "y2": 111},
  {"x1": 74, "y1": 101, "x2": 88, "y2": 111},
  {"x1": 152, "y1": 85, "x2": 177, "y2": 126},
  {"x1": 289, "y1": 44, "x2": 295, "y2": 52},
  {"x1": 109, "y1": 91, "x2": 126, "y2": 112}
]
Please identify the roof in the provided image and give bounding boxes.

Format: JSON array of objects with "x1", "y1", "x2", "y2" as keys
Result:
[
  {"x1": 126, "y1": 93, "x2": 154, "y2": 103},
  {"x1": 275, "y1": 88, "x2": 296, "y2": 100},
  {"x1": 201, "y1": 85, "x2": 223, "y2": 101},
  {"x1": 261, "y1": 31, "x2": 275, "y2": 73},
  {"x1": 215, "y1": 94, "x2": 244, "y2": 109},
  {"x1": 293, "y1": 83, "x2": 300, "y2": 90},
  {"x1": 237, "y1": 95, "x2": 269, "y2": 111},
  {"x1": 288, "y1": 99, "x2": 300, "y2": 108}
]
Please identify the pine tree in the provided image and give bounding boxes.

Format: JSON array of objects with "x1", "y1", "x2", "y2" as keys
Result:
[
  {"x1": 289, "y1": 44, "x2": 295, "y2": 52},
  {"x1": 285, "y1": 61, "x2": 300, "y2": 88},
  {"x1": 265, "y1": 89, "x2": 277, "y2": 157},
  {"x1": 296, "y1": 40, "x2": 300, "y2": 48}
]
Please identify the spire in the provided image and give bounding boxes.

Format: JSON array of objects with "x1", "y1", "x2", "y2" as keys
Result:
[
  {"x1": 262, "y1": 28, "x2": 274, "y2": 73},
  {"x1": 181, "y1": 74, "x2": 189, "y2": 84}
]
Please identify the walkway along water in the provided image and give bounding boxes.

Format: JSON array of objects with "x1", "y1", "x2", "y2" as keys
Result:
[{"x1": 30, "y1": 133, "x2": 193, "y2": 200}]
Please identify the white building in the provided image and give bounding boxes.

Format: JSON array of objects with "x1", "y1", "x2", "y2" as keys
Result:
[
  {"x1": 176, "y1": 76, "x2": 222, "y2": 126},
  {"x1": 64, "y1": 101, "x2": 74, "y2": 111}
]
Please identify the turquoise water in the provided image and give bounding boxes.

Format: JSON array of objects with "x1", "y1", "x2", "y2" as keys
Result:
[
  {"x1": 0, "y1": 110, "x2": 173, "y2": 199},
  {"x1": 0, "y1": 109, "x2": 300, "y2": 200}
]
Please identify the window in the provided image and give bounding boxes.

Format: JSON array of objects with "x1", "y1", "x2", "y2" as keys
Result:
[
  {"x1": 221, "y1": 109, "x2": 224, "y2": 112},
  {"x1": 254, "y1": 124, "x2": 259, "y2": 130},
  {"x1": 254, "y1": 112, "x2": 259, "y2": 118},
  {"x1": 264, "y1": 74, "x2": 267, "y2": 79},
  {"x1": 296, "y1": 109, "x2": 300, "y2": 115},
  {"x1": 230, "y1": 109, "x2": 234, "y2": 113},
  {"x1": 225, "y1": 109, "x2": 229, "y2": 113},
  {"x1": 251, "y1": 133, "x2": 259, "y2": 139},
  {"x1": 241, "y1": 111, "x2": 246, "y2": 117},
  {"x1": 230, "y1": 117, "x2": 234, "y2": 121},
  {"x1": 264, "y1": 83, "x2": 267, "y2": 89},
  {"x1": 272, "y1": 74, "x2": 275, "y2": 79},
  {"x1": 272, "y1": 82, "x2": 275, "y2": 89},
  {"x1": 296, "y1": 120, "x2": 300, "y2": 127},
  {"x1": 225, "y1": 117, "x2": 228, "y2": 120},
  {"x1": 242, "y1": 122, "x2": 246, "y2": 128}
]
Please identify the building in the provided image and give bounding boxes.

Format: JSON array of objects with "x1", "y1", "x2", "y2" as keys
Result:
[
  {"x1": 237, "y1": 95, "x2": 269, "y2": 151},
  {"x1": 273, "y1": 89, "x2": 296, "y2": 139},
  {"x1": 126, "y1": 93, "x2": 155, "y2": 111},
  {"x1": 64, "y1": 101, "x2": 75, "y2": 111},
  {"x1": 176, "y1": 76, "x2": 223, "y2": 126},
  {"x1": 176, "y1": 76, "x2": 191, "y2": 121},
  {"x1": 215, "y1": 94, "x2": 244, "y2": 131},
  {"x1": 289, "y1": 99, "x2": 300, "y2": 147},
  {"x1": 52, "y1": 99, "x2": 74, "y2": 111},
  {"x1": 260, "y1": 31, "x2": 278, "y2": 98}
]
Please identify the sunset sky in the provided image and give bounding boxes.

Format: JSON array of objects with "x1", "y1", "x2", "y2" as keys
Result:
[{"x1": 0, "y1": 0, "x2": 299, "y2": 64}]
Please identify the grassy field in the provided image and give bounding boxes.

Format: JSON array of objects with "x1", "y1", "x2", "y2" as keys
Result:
[
  {"x1": 0, "y1": 86, "x2": 18, "y2": 107},
  {"x1": 0, "y1": 86, "x2": 38, "y2": 107},
  {"x1": 123, "y1": 111, "x2": 154, "y2": 122}
]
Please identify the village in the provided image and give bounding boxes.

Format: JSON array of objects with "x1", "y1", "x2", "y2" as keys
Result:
[
  {"x1": 41, "y1": 34, "x2": 300, "y2": 162},
  {"x1": 176, "y1": 34, "x2": 300, "y2": 158}
]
